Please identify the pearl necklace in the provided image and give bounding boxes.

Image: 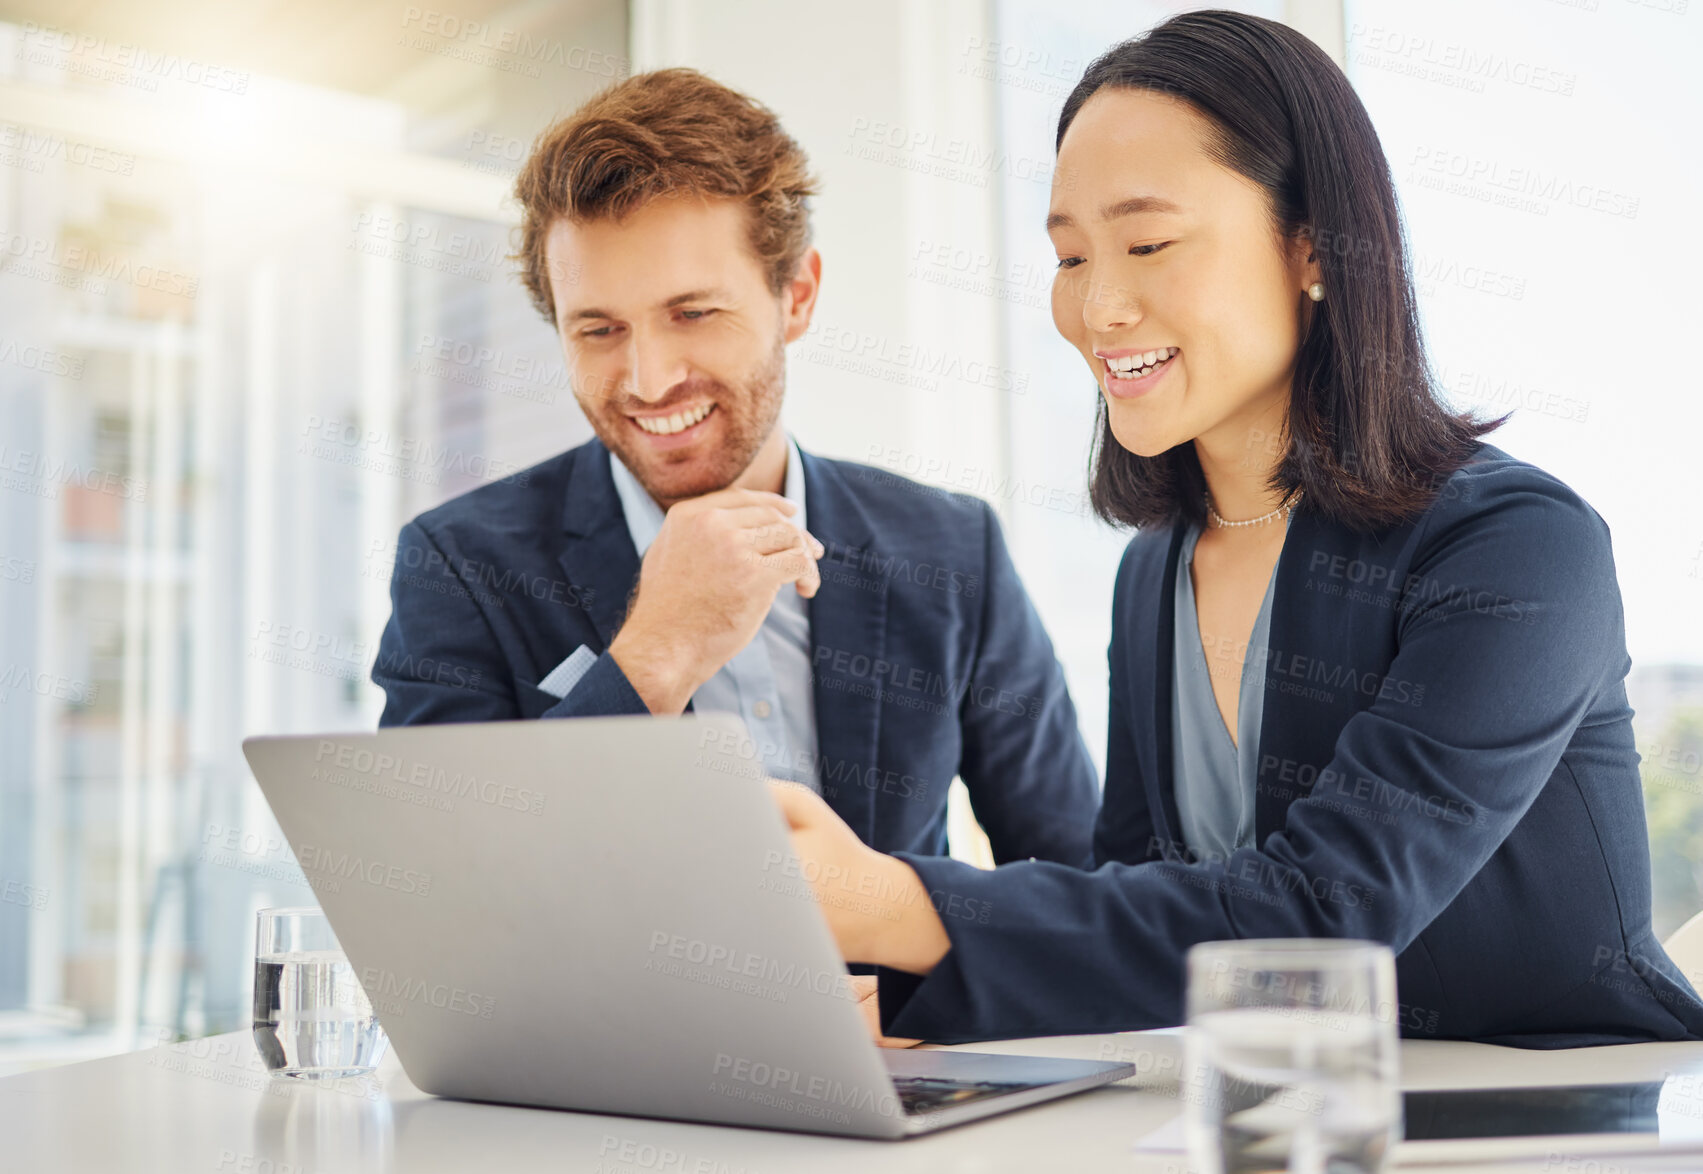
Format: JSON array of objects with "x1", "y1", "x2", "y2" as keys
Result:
[{"x1": 1205, "y1": 488, "x2": 1303, "y2": 529}]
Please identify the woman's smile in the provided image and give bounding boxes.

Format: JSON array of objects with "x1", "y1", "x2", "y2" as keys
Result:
[{"x1": 1097, "y1": 345, "x2": 1179, "y2": 398}]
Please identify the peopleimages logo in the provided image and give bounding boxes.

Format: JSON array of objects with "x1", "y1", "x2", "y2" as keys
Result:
[
  {"x1": 0, "y1": 444, "x2": 146, "y2": 501},
  {"x1": 294, "y1": 844, "x2": 432, "y2": 898},
  {"x1": 0, "y1": 336, "x2": 86, "y2": 378},
  {"x1": 0, "y1": 125, "x2": 135, "y2": 176},
  {"x1": 645, "y1": 931, "x2": 852, "y2": 1000},
  {"x1": 311, "y1": 740, "x2": 547, "y2": 816},
  {"x1": 0, "y1": 663, "x2": 99, "y2": 706},
  {"x1": 0, "y1": 231, "x2": 198, "y2": 296},
  {"x1": 359, "y1": 966, "x2": 495, "y2": 1018},
  {"x1": 710, "y1": 1053, "x2": 901, "y2": 1121},
  {"x1": 17, "y1": 21, "x2": 252, "y2": 94},
  {"x1": 0, "y1": 879, "x2": 49, "y2": 912}
]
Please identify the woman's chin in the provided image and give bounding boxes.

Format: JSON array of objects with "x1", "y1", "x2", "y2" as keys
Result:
[{"x1": 1106, "y1": 416, "x2": 1178, "y2": 460}]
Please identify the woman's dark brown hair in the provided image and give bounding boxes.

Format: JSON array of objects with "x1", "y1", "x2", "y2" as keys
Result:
[{"x1": 1063, "y1": 10, "x2": 1504, "y2": 532}]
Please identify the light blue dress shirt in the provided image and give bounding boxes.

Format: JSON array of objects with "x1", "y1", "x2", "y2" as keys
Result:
[
  {"x1": 538, "y1": 439, "x2": 821, "y2": 790},
  {"x1": 1170, "y1": 514, "x2": 1288, "y2": 863}
]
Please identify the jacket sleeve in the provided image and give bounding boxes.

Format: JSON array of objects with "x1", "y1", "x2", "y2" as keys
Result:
[
  {"x1": 373, "y1": 520, "x2": 525, "y2": 725},
  {"x1": 953, "y1": 501, "x2": 1100, "y2": 868},
  {"x1": 545, "y1": 651, "x2": 650, "y2": 717},
  {"x1": 878, "y1": 475, "x2": 1625, "y2": 1042},
  {"x1": 373, "y1": 520, "x2": 648, "y2": 725}
]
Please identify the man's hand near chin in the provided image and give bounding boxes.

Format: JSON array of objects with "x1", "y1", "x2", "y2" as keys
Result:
[
  {"x1": 608, "y1": 487, "x2": 824, "y2": 714},
  {"x1": 848, "y1": 974, "x2": 923, "y2": 1048}
]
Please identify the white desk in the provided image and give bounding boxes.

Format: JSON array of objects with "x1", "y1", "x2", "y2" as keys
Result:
[{"x1": 7, "y1": 1028, "x2": 1703, "y2": 1173}]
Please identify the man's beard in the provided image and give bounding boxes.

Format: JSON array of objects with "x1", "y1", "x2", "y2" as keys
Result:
[{"x1": 584, "y1": 333, "x2": 787, "y2": 506}]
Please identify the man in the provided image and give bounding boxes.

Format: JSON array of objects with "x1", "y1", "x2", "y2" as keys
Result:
[{"x1": 371, "y1": 68, "x2": 1096, "y2": 865}]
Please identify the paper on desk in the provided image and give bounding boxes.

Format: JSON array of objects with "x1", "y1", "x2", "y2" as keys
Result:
[{"x1": 1131, "y1": 1115, "x2": 1188, "y2": 1153}]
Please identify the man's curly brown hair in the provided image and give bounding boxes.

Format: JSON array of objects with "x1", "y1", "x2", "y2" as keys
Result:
[{"x1": 512, "y1": 67, "x2": 819, "y2": 326}]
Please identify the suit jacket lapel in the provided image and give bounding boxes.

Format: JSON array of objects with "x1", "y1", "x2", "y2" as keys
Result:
[
  {"x1": 1254, "y1": 504, "x2": 1362, "y2": 842},
  {"x1": 800, "y1": 452, "x2": 885, "y2": 845},
  {"x1": 555, "y1": 439, "x2": 641, "y2": 650},
  {"x1": 1142, "y1": 523, "x2": 1187, "y2": 852}
]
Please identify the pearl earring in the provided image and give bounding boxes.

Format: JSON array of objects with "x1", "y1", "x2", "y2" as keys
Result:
[{"x1": 1307, "y1": 282, "x2": 1325, "y2": 302}]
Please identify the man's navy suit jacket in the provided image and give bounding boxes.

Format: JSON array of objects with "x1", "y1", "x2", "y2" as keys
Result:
[
  {"x1": 880, "y1": 444, "x2": 1703, "y2": 1047},
  {"x1": 371, "y1": 437, "x2": 1100, "y2": 865}
]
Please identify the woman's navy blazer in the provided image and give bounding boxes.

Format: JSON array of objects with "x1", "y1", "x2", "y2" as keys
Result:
[{"x1": 880, "y1": 443, "x2": 1703, "y2": 1046}]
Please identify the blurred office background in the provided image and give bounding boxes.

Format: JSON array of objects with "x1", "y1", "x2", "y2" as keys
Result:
[{"x1": 0, "y1": 0, "x2": 1699, "y2": 1072}]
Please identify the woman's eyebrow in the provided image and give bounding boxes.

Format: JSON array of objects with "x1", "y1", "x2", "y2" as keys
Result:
[{"x1": 1046, "y1": 194, "x2": 1183, "y2": 231}]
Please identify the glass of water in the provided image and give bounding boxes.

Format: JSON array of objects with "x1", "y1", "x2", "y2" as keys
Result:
[
  {"x1": 253, "y1": 906, "x2": 388, "y2": 1079},
  {"x1": 1184, "y1": 939, "x2": 1400, "y2": 1174}
]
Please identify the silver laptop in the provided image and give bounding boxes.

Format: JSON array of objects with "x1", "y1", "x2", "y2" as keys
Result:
[{"x1": 241, "y1": 714, "x2": 1133, "y2": 1138}]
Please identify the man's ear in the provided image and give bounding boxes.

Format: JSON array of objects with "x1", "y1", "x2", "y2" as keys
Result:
[{"x1": 780, "y1": 248, "x2": 823, "y2": 344}]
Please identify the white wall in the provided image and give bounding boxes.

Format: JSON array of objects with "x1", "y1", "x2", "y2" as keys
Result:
[{"x1": 630, "y1": 0, "x2": 1012, "y2": 499}]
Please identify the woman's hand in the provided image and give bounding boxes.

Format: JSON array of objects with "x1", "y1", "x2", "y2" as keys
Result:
[
  {"x1": 768, "y1": 780, "x2": 951, "y2": 975},
  {"x1": 848, "y1": 974, "x2": 923, "y2": 1048}
]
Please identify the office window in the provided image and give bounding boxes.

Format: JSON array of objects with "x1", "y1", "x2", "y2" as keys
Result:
[{"x1": 0, "y1": 10, "x2": 620, "y2": 1073}]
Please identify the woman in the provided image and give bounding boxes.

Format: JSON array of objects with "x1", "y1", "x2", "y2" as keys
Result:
[{"x1": 771, "y1": 9, "x2": 1703, "y2": 1047}]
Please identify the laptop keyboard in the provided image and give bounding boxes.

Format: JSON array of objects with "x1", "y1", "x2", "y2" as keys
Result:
[{"x1": 890, "y1": 1075, "x2": 1036, "y2": 1115}]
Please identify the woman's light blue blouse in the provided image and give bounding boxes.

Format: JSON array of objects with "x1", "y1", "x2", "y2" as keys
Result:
[{"x1": 1169, "y1": 514, "x2": 1289, "y2": 862}]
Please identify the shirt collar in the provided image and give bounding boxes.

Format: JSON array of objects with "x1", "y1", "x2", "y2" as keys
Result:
[{"x1": 609, "y1": 435, "x2": 807, "y2": 559}]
